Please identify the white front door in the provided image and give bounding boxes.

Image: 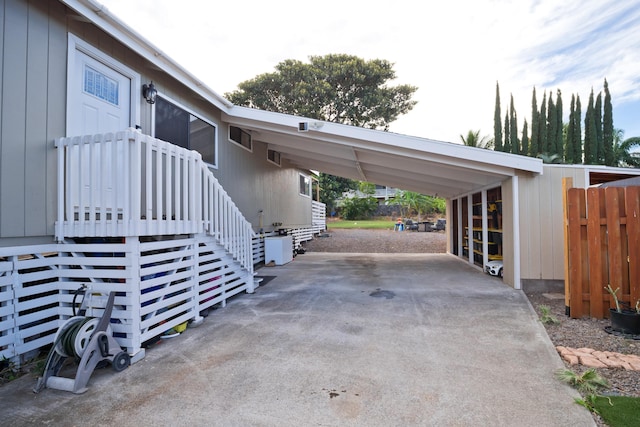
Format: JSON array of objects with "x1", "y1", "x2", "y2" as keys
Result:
[
  {"x1": 66, "y1": 35, "x2": 141, "y2": 213},
  {"x1": 68, "y1": 49, "x2": 132, "y2": 136}
]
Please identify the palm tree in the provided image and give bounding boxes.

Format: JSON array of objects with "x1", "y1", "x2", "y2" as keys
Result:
[
  {"x1": 460, "y1": 130, "x2": 493, "y2": 149},
  {"x1": 386, "y1": 190, "x2": 435, "y2": 221},
  {"x1": 537, "y1": 152, "x2": 564, "y2": 164},
  {"x1": 612, "y1": 129, "x2": 640, "y2": 168}
]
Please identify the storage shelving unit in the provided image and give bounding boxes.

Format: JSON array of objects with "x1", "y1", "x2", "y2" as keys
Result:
[{"x1": 462, "y1": 187, "x2": 503, "y2": 267}]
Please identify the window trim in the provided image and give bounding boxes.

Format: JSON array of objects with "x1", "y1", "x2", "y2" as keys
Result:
[
  {"x1": 299, "y1": 173, "x2": 311, "y2": 198},
  {"x1": 228, "y1": 125, "x2": 253, "y2": 152},
  {"x1": 152, "y1": 93, "x2": 219, "y2": 169}
]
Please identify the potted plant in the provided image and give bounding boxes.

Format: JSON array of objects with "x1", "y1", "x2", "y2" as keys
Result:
[{"x1": 604, "y1": 284, "x2": 640, "y2": 335}]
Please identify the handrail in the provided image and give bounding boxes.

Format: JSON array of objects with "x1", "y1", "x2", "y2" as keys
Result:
[{"x1": 55, "y1": 129, "x2": 255, "y2": 273}]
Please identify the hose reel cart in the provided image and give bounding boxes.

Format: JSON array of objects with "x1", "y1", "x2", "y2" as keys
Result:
[{"x1": 34, "y1": 289, "x2": 130, "y2": 394}]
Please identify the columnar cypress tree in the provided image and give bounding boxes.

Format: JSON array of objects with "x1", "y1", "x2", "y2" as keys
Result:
[
  {"x1": 584, "y1": 89, "x2": 597, "y2": 164},
  {"x1": 510, "y1": 95, "x2": 519, "y2": 154},
  {"x1": 503, "y1": 111, "x2": 511, "y2": 152},
  {"x1": 539, "y1": 91, "x2": 548, "y2": 155},
  {"x1": 555, "y1": 89, "x2": 563, "y2": 156},
  {"x1": 595, "y1": 93, "x2": 603, "y2": 164},
  {"x1": 521, "y1": 119, "x2": 529, "y2": 155},
  {"x1": 494, "y1": 82, "x2": 503, "y2": 152},
  {"x1": 530, "y1": 87, "x2": 539, "y2": 157},
  {"x1": 565, "y1": 94, "x2": 575, "y2": 162},
  {"x1": 603, "y1": 79, "x2": 614, "y2": 165},
  {"x1": 573, "y1": 95, "x2": 582, "y2": 164},
  {"x1": 547, "y1": 95, "x2": 557, "y2": 155}
]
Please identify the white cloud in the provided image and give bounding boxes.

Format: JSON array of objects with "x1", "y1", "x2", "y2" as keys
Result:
[{"x1": 100, "y1": 0, "x2": 640, "y2": 142}]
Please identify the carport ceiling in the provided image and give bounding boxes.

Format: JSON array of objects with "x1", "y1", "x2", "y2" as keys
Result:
[{"x1": 223, "y1": 107, "x2": 543, "y2": 199}]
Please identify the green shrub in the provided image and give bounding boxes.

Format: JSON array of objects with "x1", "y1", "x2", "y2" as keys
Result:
[{"x1": 341, "y1": 196, "x2": 378, "y2": 220}]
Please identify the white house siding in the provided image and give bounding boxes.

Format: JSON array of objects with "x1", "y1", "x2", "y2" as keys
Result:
[{"x1": 517, "y1": 165, "x2": 588, "y2": 281}]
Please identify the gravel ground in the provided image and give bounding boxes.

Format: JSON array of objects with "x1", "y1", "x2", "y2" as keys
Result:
[
  {"x1": 303, "y1": 227, "x2": 640, "y2": 424},
  {"x1": 303, "y1": 227, "x2": 447, "y2": 253}
]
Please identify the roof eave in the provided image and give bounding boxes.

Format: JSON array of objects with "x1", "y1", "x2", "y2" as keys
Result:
[{"x1": 61, "y1": 0, "x2": 234, "y2": 112}]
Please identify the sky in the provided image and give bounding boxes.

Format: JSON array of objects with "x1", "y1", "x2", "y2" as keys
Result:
[{"x1": 98, "y1": 0, "x2": 640, "y2": 145}]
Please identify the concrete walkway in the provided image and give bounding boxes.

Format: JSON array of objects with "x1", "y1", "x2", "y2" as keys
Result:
[{"x1": 2, "y1": 253, "x2": 595, "y2": 426}]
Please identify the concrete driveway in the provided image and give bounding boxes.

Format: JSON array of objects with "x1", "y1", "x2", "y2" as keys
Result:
[{"x1": 2, "y1": 253, "x2": 594, "y2": 426}]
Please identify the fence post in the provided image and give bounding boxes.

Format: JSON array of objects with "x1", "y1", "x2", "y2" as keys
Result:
[
  {"x1": 626, "y1": 187, "x2": 640, "y2": 308},
  {"x1": 605, "y1": 188, "x2": 625, "y2": 313},
  {"x1": 562, "y1": 177, "x2": 573, "y2": 315},
  {"x1": 586, "y1": 188, "x2": 605, "y2": 317},
  {"x1": 567, "y1": 187, "x2": 585, "y2": 318}
]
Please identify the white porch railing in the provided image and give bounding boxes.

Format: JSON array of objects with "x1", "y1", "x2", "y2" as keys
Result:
[
  {"x1": 312, "y1": 200, "x2": 326, "y2": 234},
  {"x1": 55, "y1": 130, "x2": 254, "y2": 274}
]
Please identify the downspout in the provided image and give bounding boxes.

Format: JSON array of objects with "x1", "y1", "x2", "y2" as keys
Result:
[{"x1": 512, "y1": 175, "x2": 521, "y2": 290}]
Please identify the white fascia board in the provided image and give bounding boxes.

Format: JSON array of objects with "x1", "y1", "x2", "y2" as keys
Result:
[
  {"x1": 62, "y1": 0, "x2": 233, "y2": 112},
  {"x1": 224, "y1": 106, "x2": 544, "y2": 176}
]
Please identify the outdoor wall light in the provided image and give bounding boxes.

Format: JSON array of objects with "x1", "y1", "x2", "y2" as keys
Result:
[{"x1": 142, "y1": 81, "x2": 157, "y2": 104}]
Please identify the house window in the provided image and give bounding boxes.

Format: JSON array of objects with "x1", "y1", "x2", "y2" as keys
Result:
[
  {"x1": 299, "y1": 174, "x2": 311, "y2": 197},
  {"x1": 267, "y1": 149, "x2": 281, "y2": 166},
  {"x1": 229, "y1": 126, "x2": 252, "y2": 151},
  {"x1": 154, "y1": 96, "x2": 217, "y2": 166}
]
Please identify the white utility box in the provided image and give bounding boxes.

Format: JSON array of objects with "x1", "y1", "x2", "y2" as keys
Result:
[{"x1": 264, "y1": 235, "x2": 293, "y2": 265}]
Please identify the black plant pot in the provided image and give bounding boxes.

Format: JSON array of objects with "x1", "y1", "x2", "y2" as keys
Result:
[{"x1": 609, "y1": 308, "x2": 640, "y2": 335}]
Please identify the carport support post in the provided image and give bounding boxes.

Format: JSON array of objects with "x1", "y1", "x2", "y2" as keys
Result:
[
  {"x1": 511, "y1": 176, "x2": 521, "y2": 290},
  {"x1": 481, "y1": 190, "x2": 489, "y2": 269},
  {"x1": 455, "y1": 199, "x2": 463, "y2": 256},
  {"x1": 467, "y1": 194, "x2": 473, "y2": 265}
]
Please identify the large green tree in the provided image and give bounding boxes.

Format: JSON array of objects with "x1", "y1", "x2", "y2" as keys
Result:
[
  {"x1": 595, "y1": 93, "x2": 603, "y2": 163},
  {"x1": 539, "y1": 91, "x2": 548, "y2": 155},
  {"x1": 584, "y1": 89, "x2": 597, "y2": 164},
  {"x1": 573, "y1": 95, "x2": 582, "y2": 163},
  {"x1": 227, "y1": 54, "x2": 418, "y2": 213},
  {"x1": 529, "y1": 87, "x2": 539, "y2": 156},
  {"x1": 494, "y1": 82, "x2": 503, "y2": 152},
  {"x1": 603, "y1": 79, "x2": 614, "y2": 166},
  {"x1": 565, "y1": 95, "x2": 576, "y2": 163},
  {"x1": 554, "y1": 89, "x2": 563, "y2": 156},
  {"x1": 546, "y1": 94, "x2": 557, "y2": 155},
  {"x1": 503, "y1": 111, "x2": 511, "y2": 153},
  {"x1": 225, "y1": 54, "x2": 417, "y2": 130},
  {"x1": 319, "y1": 175, "x2": 357, "y2": 214},
  {"x1": 521, "y1": 119, "x2": 529, "y2": 155},
  {"x1": 510, "y1": 95, "x2": 519, "y2": 154}
]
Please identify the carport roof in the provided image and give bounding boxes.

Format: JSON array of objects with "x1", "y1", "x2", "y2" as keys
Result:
[
  {"x1": 223, "y1": 106, "x2": 543, "y2": 199},
  {"x1": 67, "y1": 0, "x2": 543, "y2": 200}
]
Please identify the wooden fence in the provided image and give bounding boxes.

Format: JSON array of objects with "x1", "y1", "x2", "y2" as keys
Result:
[{"x1": 565, "y1": 183, "x2": 640, "y2": 318}]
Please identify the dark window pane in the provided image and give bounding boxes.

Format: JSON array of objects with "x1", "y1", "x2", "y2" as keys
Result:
[
  {"x1": 229, "y1": 126, "x2": 251, "y2": 150},
  {"x1": 155, "y1": 97, "x2": 189, "y2": 149},
  {"x1": 190, "y1": 117, "x2": 216, "y2": 165}
]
